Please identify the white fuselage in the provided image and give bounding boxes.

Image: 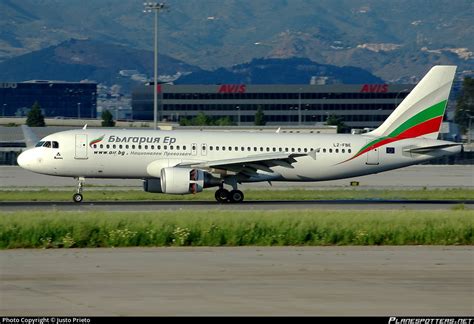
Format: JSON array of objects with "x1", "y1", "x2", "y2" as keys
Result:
[{"x1": 17, "y1": 128, "x2": 461, "y2": 183}]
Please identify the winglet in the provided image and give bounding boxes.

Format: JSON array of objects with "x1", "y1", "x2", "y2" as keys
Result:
[
  {"x1": 21, "y1": 125, "x2": 39, "y2": 148},
  {"x1": 83, "y1": 124, "x2": 88, "y2": 129},
  {"x1": 276, "y1": 127, "x2": 280, "y2": 133}
]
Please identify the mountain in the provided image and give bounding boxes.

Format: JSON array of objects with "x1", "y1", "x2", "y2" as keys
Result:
[
  {"x1": 176, "y1": 57, "x2": 384, "y2": 84},
  {"x1": 0, "y1": 39, "x2": 202, "y2": 89},
  {"x1": 0, "y1": 0, "x2": 472, "y2": 82}
]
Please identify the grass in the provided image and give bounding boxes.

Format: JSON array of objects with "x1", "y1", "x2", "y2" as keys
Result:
[
  {"x1": 0, "y1": 210, "x2": 472, "y2": 248},
  {"x1": 0, "y1": 188, "x2": 473, "y2": 202}
]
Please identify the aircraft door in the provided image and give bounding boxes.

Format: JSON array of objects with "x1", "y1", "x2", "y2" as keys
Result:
[
  {"x1": 75, "y1": 134, "x2": 88, "y2": 159},
  {"x1": 366, "y1": 143, "x2": 379, "y2": 165},
  {"x1": 201, "y1": 144, "x2": 207, "y2": 156}
]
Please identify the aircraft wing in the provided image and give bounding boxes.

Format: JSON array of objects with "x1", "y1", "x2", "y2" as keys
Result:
[{"x1": 178, "y1": 151, "x2": 316, "y2": 177}]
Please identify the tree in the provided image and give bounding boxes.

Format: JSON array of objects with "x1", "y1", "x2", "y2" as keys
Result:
[
  {"x1": 454, "y1": 77, "x2": 474, "y2": 134},
  {"x1": 26, "y1": 101, "x2": 45, "y2": 127},
  {"x1": 101, "y1": 109, "x2": 115, "y2": 127},
  {"x1": 325, "y1": 114, "x2": 346, "y2": 133},
  {"x1": 179, "y1": 112, "x2": 235, "y2": 126},
  {"x1": 254, "y1": 106, "x2": 266, "y2": 126}
]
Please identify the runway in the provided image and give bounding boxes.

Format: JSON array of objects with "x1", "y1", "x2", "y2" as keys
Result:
[
  {"x1": 1, "y1": 199, "x2": 473, "y2": 211},
  {"x1": 1, "y1": 247, "x2": 472, "y2": 316},
  {"x1": 1, "y1": 165, "x2": 473, "y2": 189}
]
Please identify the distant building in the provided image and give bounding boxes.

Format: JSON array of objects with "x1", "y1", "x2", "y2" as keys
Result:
[
  {"x1": 132, "y1": 83, "x2": 414, "y2": 130},
  {"x1": 0, "y1": 80, "x2": 97, "y2": 118}
]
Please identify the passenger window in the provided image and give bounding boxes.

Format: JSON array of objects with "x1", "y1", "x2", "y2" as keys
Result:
[
  {"x1": 113, "y1": 144, "x2": 116, "y2": 149},
  {"x1": 335, "y1": 149, "x2": 339, "y2": 153},
  {"x1": 93, "y1": 144, "x2": 97, "y2": 149},
  {"x1": 210, "y1": 146, "x2": 213, "y2": 151},
  {"x1": 151, "y1": 145, "x2": 154, "y2": 150},
  {"x1": 119, "y1": 145, "x2": 123, "y2": 149},
  {"x1": 183, "y1": 145, "x2": 186, "y2": 150},
  {"x1": 297, "y1": 148, "x2": 301, "y2": 152},
  {"x1": 342, "y1": 149, "x2": 345, "y2": 153},
  {"x1": 126, "y1": 145, "x2": 129, "y2": 149},
  {"x1": 132, "y1": 145, "x2": 135, "y2": 149},
  {"x1": 138, "y1": 145, "x2": 142, "y2": 149},
  {"x1": 100, "y1": 144, "x2": 103, "y2": 149},
  {"x1": 348, "y1": 149, "x2": 352, "y2": 153},
  {"x1": 266, "y1": 147, "x2": 270, "y2": 152},
  {"x1": 323, "y1": 148, "x2": 326, "y2": 153},
  {"x1": 303, "y1": 148, "x2": 307, "y2": 153},
  {"x1": 170, "y1": 145, "x2": 174, "y2": 150},
  {"x1": 329, "y1": 149, "x2": 333, "y2": 153},
  {"x1": 106, "y1": 144, "x2": 110, "y2": 149},
  {"x1": 52, "y1": 141, "x2": 59, "y2": 148},
  {"x1": 176, "y1": 145, "x2": 180, "y2": 150}
]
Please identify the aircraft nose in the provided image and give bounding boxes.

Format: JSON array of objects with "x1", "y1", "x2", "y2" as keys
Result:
[{"x1": 17, "y1": 149, "x2": 34, "y2": 170}]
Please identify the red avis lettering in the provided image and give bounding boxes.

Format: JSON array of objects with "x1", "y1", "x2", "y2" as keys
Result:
[
  {"x1": 360, "y1": 84, "x2": 388, "y2": 93},
  {"x1": 218, "y1": 84, "x2": 246, "y2": 93}
]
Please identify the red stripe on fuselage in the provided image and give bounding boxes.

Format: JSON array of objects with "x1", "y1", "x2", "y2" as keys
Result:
[{"x1": 345, "y1": 116, "x2": 443, "y2": 162}]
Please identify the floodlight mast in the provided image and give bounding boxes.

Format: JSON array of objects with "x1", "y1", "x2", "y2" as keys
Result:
[{"x1": 143, "y1": 2, "x2": 167, "y2": 130}]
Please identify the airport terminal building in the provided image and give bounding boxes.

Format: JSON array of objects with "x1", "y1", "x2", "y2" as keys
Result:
[
  {"x1": 132, "y1": 83, "x2": 415, "y2": 130},
  {"x1": 0, "y1": 81, "x2": 97, "y2": 118}
]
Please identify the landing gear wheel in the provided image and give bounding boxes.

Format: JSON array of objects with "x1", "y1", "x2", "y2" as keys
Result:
[
  {"x1": 229, "y1": 190, "x2": 244, "y2": 203},
  {"x1": 215, "y1": 188, "x2": 230, "y2": 203},
  {"x1": 73, "y1": 193, "x2": 83, "y2": 203}
]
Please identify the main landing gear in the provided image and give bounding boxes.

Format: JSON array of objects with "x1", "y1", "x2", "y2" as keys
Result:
[
  {"x1": 214, "y1": 187, "x2": 244, "y2": 204},
  {"x1": 73, "y1": 177, "x2": 85, "y2": 203}
]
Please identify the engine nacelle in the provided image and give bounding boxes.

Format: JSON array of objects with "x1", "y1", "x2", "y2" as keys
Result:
[
  {"x1": 160, "y1": 167, "x2": 220, "y2": 194},
  {"x1": 143, "y1": 179, "x2": 163, "y2": 193}
]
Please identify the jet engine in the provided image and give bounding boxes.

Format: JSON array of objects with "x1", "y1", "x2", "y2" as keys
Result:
[{"x1": 154, "y1": 167, "x2": 220, "y2": 194}]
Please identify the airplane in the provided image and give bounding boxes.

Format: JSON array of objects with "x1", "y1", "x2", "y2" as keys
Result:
[{"x1": 17, "y1": 65, "x2": 462, "y2": 203}]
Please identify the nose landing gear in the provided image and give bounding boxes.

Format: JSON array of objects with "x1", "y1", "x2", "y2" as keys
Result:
[{"x1": 72, "y1": 177, "x2": 85, "y2": 203}]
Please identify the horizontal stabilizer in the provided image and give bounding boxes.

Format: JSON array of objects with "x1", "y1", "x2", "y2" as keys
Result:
[{"x1": 404, "y1": 143, "x2": 462, "y2": 154}]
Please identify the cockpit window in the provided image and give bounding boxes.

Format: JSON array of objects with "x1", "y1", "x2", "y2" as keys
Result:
[{"x1": 36, "y1": 141, "x2": 59, "y2": 148}]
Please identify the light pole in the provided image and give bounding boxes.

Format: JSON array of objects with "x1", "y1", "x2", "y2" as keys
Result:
[
  {"x1": 468, "y1": 114, "x2": 473, "y2": 144},
  {"x1": 236, "y1": 106, "x2": 240, "y2": 126},
  {"x1": 298, "y1": 89, "x2": 302, "y2": 125},
  {"x1": 144, "y1": 2, "x2": 167, "y2": 130},
  {"x1": 77, "y1": 103, "x2": 81, "y2": 119}
]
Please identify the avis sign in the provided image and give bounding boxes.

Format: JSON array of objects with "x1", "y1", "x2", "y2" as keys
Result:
[
  {"x1": 218, "y1": 84, "x2": 246, "y2": 93},
  {"x1": 360, "y1": 84, "x2": 388, "y2": 93}
]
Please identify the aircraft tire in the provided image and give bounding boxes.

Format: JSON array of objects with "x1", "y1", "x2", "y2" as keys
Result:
[
  {"x1": 229, "y1": 190, "x2": 244, "y2": 203},
  {"x1": 73, "y1": 193, "x2": 83, "y2": 203},
  {"x1": 215, "y1": 188, "x2": 230, "y2": 203}
]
